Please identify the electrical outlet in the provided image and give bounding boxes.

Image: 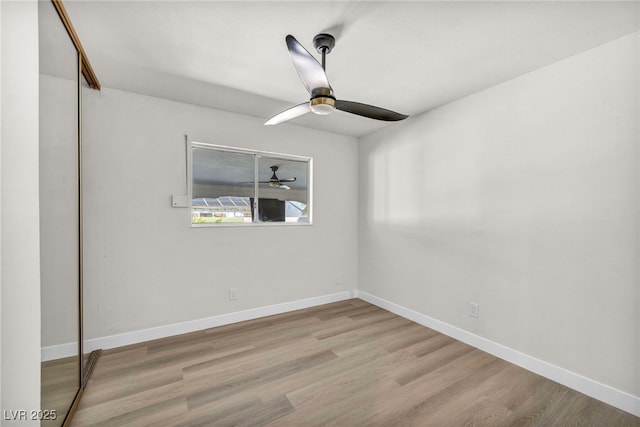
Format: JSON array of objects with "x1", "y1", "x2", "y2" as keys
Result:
[
  {"x1": 229, "y1": 288, "x2": 238, "y2": 301},
  {"x1": 336, "y1": 274, "x2": 343, "y2": 286},
  {"x1": 468, "y1": 302, "x2": 479, "y2": 318}
]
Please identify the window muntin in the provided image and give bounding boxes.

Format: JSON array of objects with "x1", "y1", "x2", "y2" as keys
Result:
[{"x1": 190, "y1": 143, "x2": 311, "y2": 226}]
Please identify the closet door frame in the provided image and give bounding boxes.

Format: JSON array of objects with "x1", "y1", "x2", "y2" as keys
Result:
[{"x1": 46, "y1": 1, "x2": 100, "y2": 425}]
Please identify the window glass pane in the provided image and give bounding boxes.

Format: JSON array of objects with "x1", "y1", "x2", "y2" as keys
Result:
[
  {"x1": 191, "y1": 148, "x2": 255, "y2": 225},
  {"x1": 190, "y1": 143, "x2": 311, "y2": 226},
  {"x1": 256, "y1": 156, "x2": 309, "y2": 223}
]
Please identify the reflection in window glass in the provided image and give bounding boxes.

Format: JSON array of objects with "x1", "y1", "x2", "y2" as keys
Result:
[
  {"x1": 191, "y1": 147, "x2": 256, "y2": 225},
  {"x1": 286, "y1": 201, "x2": 308, "y2": 223},
  {"x1": 256, "y1": 155, "x2": 309, "y2": 224},
  {"x1": 191, "y1": 143, "x2": 311, "y2": 226}
]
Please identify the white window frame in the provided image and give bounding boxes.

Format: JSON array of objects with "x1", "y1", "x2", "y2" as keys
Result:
[{"x1": 188, "y1": 141, "x2": 313, "y2": 227}]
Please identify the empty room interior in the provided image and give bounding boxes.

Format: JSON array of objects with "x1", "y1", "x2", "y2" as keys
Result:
[{"x1": 1, "y1": 0, "x2": 639, "y2": 425}]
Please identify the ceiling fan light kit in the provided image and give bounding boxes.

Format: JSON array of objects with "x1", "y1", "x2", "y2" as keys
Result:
[
  {"x1": 265, "y1": 33, "x2": 408, "y2": 126},
  {"x1": 310, "y1": 96, "x2": 336, "y2": 115}
]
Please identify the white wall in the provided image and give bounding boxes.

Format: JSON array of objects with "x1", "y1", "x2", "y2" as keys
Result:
[
  {"x1": 81, "y1": 87, "x2": 358, "y2": 341},
  {"x1": 0, "y1": 0, "x2": 41, "y2": 423},
  {"x1": 359, "y1": 32, "x2": 639, "y2": 399}
]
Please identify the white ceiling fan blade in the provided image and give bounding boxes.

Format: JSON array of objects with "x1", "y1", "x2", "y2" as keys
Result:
[
  {"x1": 264, "y1": 102, "x2": 310, "y2": 126},
  {"x1": 286, "y1": 35, "x2": 330, "y2": 94}
]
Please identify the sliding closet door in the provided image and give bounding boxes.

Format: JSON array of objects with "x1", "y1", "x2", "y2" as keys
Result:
[{"x1": 39, "y1": 1, "x2": 82, "y2": 425}]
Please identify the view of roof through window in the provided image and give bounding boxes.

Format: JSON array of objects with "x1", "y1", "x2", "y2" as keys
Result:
[{"x1": 191, "y1": 197, "x2": 308, "y2": 224}]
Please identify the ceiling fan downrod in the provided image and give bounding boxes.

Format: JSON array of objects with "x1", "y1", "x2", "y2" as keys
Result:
[
  {"x1": 313, "y1": 33, "x2": 335, "y2": 71},
  {"x1": 309, "y1": 33, "x2": 337, "y2": 115}
]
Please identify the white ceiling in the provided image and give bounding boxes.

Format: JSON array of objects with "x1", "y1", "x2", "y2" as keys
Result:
[{"x1": 62, "y1": 1, "x2": 639, "y2": 137}]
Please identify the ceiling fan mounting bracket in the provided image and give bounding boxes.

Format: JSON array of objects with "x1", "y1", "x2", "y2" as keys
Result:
[{"x1": 313, "y1": 33, "x2": 335, "y2": 54}]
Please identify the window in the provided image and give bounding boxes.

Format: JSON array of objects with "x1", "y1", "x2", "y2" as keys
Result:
[{"x1": 190, "y1": 142, "x2": 312, "y2": 226}]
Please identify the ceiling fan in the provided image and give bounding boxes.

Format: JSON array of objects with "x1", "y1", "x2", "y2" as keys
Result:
[
  {"x1": 265, "y1": 33, "x2": 408, "y2": 126},
  {"x1": 260, "y1": 165, "x2": 296, "y2": 190}
]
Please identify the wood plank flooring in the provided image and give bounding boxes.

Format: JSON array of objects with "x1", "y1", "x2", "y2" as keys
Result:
[
  {"x1": 71, "y1": 299, "x2": 639, "y2": 426},
  {"x1": 42, "y1": 355, "x2": 81, "y2": 426}
]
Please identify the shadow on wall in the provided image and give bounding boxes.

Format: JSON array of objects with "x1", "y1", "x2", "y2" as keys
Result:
[{"x1": 366, "y1": 120, "x2": 483, "y2": 228}]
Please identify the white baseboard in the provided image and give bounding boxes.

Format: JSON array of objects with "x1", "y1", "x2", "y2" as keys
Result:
[
  {"x1": 41, "y1": 289, "x2": 638, "y2": 417},
  {"x1": 355, "y1": 290, "x2": 640, "y2": 418},
  {"x1": 41, "y1": 342, "x2": 79, "y2": 362},
  {"x1": 81, "y1": 290, "x2": 355, "y2": 354},
  {"x1": 42, "y1": 291, "x2": 355, "y2": 361}
]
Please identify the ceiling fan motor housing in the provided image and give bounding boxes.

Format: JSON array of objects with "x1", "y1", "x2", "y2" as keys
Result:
[
  {"x1": 310, "y1": 87, "x2": 336, "y2": 115},
  {"x1": 268, "y1": 168, "x2": 280, "y2": 186}
]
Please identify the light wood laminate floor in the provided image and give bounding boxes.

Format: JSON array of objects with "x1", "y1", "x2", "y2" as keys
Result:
[
  {"x1": 42, "y1": 355, "x2": 81, "y2": 426},
  {"x1": 72, "y1": 299, "x2": 639, "y2": 426}
]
